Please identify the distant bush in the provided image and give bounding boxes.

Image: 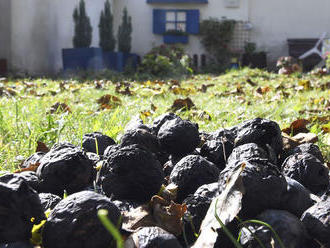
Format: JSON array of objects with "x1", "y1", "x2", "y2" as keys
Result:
[
  {"x1": 99, "y1": 0, "x2": 116, "y2": 52},
  {"x1": 138, "y1": 44, "x2": 192, "y2": 77},
  {"x1": 73, "y1": 0, "x2": 92, "y2": 48},
  {"x1": 117, "y1": 7, "x2": 132, "y2": 53},
  {"x1": 199, "y1": 18, "x2": 236, "y2": 73}
]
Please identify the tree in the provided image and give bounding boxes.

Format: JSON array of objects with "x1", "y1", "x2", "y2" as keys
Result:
[
  {"x1": 99, "y1": 0, "x2": 116, "y2": 52},
  {"x1": 73, "y1": 0, "x2": 92, "y2": 48},
  {"x1": 117, "y1": 7, "x2": 132, "y2": 53}
]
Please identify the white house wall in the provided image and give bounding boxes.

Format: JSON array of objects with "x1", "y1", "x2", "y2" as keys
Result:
[
  {"x1": 249, "y1": 0, "x2": 330, "y2": 67},
  {"x1": 0, "y1": 0, "x2": 11, "y2": 62},
  {"x1": 9, "y1": 0, "x2": 106, "y2": 75}
]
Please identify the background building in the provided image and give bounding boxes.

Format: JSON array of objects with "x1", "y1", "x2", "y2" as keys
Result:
[{"x1": 0, "y1": 0, "x2": 330, "y2": 75}]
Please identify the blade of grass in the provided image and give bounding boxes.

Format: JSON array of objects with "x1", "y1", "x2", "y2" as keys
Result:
[
  {"x1": 98, "y1": 209, "x2": 124, "y2": 248},
  {"x1": 236, "y1": 216, "x2": 267, "y2": 248},
  {"x1": 214, "y1": 199, "x2": 243, "y2": 248},
  {"x1": 239, "y1": 219, "x2": 286, "y2": 248}
]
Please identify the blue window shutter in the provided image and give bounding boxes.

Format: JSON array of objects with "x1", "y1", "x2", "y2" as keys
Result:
[
  {"x1": 186, "y1": 10, "x2": 200, "y2": 34},
  {"x1": 153, "y1": 9, "x2": 166, "y2": 34}
]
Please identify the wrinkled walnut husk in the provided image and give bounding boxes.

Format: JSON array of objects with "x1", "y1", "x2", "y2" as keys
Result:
[
  {"x1": 301, "y1": 193, "x2": 330, "y2": 246},
  {"x1": 170, "y1": 155, "x2": 219, "y2": 203},
  {"x1": 37, "y1": 143, "x2": 94, "y2": 196},
  {"x1": 282, "y1": 152, "x2": 329, "y2": 194},
  {"x1": 158, "y1": 118, "x2": 200, "y2": 157},
  {"x1": 240, "y1": 210, "x2": 308, "y2": 248},
  {"x1": 0, "y1": 174, "x2": 45, "y2": 243},
  {"x1": 99, "y1": 145, "x2": 164, "y2": 203},
  {"x1": 42, "y1": 191, "x2": 121, "y2": 248},
  {"x1": 82, "y1": 132, "x2": 116, "y2": 155}
]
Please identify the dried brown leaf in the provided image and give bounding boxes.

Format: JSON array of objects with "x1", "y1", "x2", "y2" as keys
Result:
[
  {"x1": 170, "y1": 97, "x2": 195, "y2": 111},
  {"x1": 198, "y1": 84, "x2": 215, "y2": 93},
  {"x1": 36, "y1": 141, "x2": 50, "y2": 153},
  {"x1": 14, "y1": 162, "x2": 40, "y2": 173},
  {"x1": 115, "y1": 82, "x2": 133, "y2": 96},
  {"x1": 256, "y1": 86, "x2": 271, "y2": 95},
  {"x1": 151, "y1": 195, "x2": 186, "y2": 236},
  {"x1": 246, "y1": 78, "x2": 257, "y2": 86},
  {"x1": 49, "y1": 102, "x2": 71, "y2": 114},
  {"x1": 282, "y1": 119, "x2": 310, "y2": 136},
  {"x1": 292, "y1": 132, "x2": 318, "y2": 144},
  {"x1": 151, "y1": 103, "x2": 157, "y2": 112},
  {"x1": 97, "y1": 94, "x2": 122, "y2": 105}
]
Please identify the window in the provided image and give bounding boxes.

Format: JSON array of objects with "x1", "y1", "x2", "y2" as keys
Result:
[
  {"x1": 153, "y1": 9, "x2": 200, "y2": 34},
  {"x1": 165, "y1": 10, "x2": 187, "y2": 31}
]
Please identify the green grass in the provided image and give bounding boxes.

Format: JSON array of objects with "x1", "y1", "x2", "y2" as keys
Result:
[{"x1": 0, "y1": 68, "x2": 329, "y2": 171}]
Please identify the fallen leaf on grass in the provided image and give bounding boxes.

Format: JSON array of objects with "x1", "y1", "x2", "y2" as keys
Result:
[
  {"x1": 246, "y1": 78, "x2": 257, "y2": 86},
  {"x1": 217, "y1": 86, "x2": 244, "y2": 97},
  {"x1": 169, "y1": 79, "x2": 180, "y2": 86},
  {"x1": 23, "y1": 81, "x2": 37, "y2": 88},
  {"x1": 320, "y1": 81, "x2": 330, "y2": 90},
  {"x1": 48, "y1": 90, "x2": 60, "y2": 96},
  {"x1": 298, "y1": 80, "x2": 311, "y2": 89},
  {"x1": 151, "y1": 103, "x2": 157, "y2": 112},
  {"x1": 36, "y1": 141, "x2": 50, "y2": 153},
  {"x1": 197, "y1": 84, "x2": 215, "y2": 93},
  {"x1": 308, "y1": 115, "x2": 330, "y2": 123},
  {"x1": 115, "y1": 82, "x2": 133, "y2": 96},
  {"x1": 189, "y1": 110, "x2": 212, "y2": 121},
  {"x1": 282, "y1": 119, "x2": 310, "y2": 136},
  {"x1": 170, "y1": 97, "x2": 195, "y2": 111},
  {"x1": 170, "y1": 85, "x2": 196, "y2": 95},
  {"x1": 15, "y1": 162, "x2": 40, "y2": 173},
  {"x1": 97, "y1": 94, "x2": 121, "y2": 105},
  {"x1": 256, "y1": 86, "x2": 271, "y2": 96},
  {"x1": 94, "y1": 80, "x2": 105, "y2": 89},
  {"x1": 48, "y1": 102, "x2": 71, "y2": 114},
  {"x1": 321, "y1": 122, "x2": 330, "y2": 133},
  {"x1": 0, "y1": 86, "x2": 17, "y2": 97},
  {"x1": 140, "y1": 111, "x2": 152, "y2": 118},
  {"x1": 97, "y1": 94, "x2": 122, "y2": 110}
]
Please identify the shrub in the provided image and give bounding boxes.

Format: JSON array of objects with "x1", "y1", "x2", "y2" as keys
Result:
[
  {"x1": 117, "y1": 7, "x2": 132, "y2": 53},
  {"x1": 199, "y1": 18, "x2": 236, "y2": 72},
  {"x1": 139, "y1": 44, "x2": 192, "y2": 77},
  {"x1": 73, "y1": 0, "x2": 92, "y2": 48},
  {"x1": 99, "y1": 0, "x2": 116, "y2": 52}
]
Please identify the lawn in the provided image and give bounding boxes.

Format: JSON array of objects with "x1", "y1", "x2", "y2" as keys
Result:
[{"x1": 0, "y1": 68, "x2": 329, "y2": 171}]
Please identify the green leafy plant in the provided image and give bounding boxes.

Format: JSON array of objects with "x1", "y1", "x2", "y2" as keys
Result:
[
  {"x1": 99, "y1": 0, "x2": 116, "y2": 52},
  {"x1": 200, "y1": 18, "x2": 236, "y2": 72},
  {"x1": 117, "y1": 7, "x2": 132, "y2": 53},
  {"x1": 244, "y1": 42, "x2": 257, "y2": 54},
  {"x1": 139, "y1": 44, "x2": 192, "y2": 77},
  {"x1": 73, "y1": 0, "x2": 92, "y2": 48}
]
